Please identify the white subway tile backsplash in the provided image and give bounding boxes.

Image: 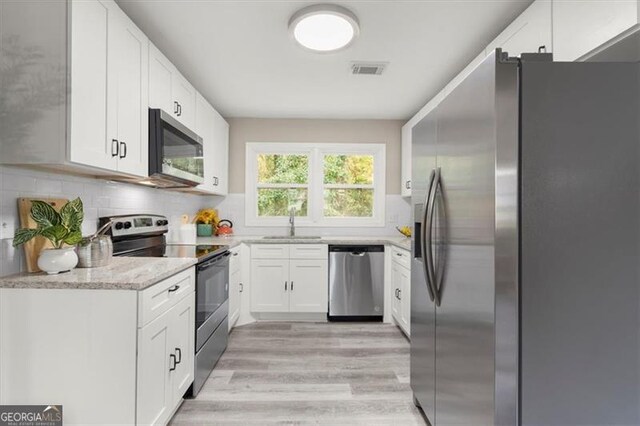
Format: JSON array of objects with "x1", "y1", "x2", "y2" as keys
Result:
[
  {"x1": 2, "y1": 173, "x2": 37, "y2": 192},
  {"x1": 0, "y1": 166, "x2": 218, "y2": 276}
]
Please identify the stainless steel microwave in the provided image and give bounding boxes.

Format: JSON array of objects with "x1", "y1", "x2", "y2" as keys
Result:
[{"x1": 149, "y1": 108, "x2": 204, "y2": 188}]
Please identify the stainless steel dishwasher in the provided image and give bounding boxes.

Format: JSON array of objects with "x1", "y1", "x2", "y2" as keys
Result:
[{"x1": 328, "y1": 245, "x2": 384, "y2": 321}]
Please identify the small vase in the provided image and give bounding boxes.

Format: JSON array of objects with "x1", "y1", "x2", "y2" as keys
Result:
[
  {"x1": 38, "y1": 247, "x2": 79, "y2": 275},
  {"x1": 196, "y1": 223, "x2": 213, "y2": 237}
]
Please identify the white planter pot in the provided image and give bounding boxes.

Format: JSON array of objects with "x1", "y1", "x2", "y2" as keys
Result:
[{"x1": 38, "y1": 247, "x2": 78, "y2": 275}]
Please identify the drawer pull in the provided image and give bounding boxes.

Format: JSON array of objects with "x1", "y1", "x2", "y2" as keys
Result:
[{"x1": 168, "y1": 285, "x2": 180, "y2": 293}]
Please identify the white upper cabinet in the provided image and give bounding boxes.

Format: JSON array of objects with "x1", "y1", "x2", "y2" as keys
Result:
[
  {"x1": 195, "y1": 93, "x2": 229, "y2": 195},
  {"x1": 553, "y1": 0, "x2": 639, "y2": 61},
  {"x1": 485, "y1": 0, "x2": 552, "y2": 57},
  {"x1": 401, "y1": 52, "x2": 483, "y2": 197},
  {"x1": 69, "y1": 0, "x2": 149, "y2": 177},
  {"x1": 149, "y1": 43, "x2": 196, "y2": 129},
  {"x1": 69, "y1": 0, "x2": 114, "y2": 172},
  {"x1": 212, "y1": 108, "x2": 230, "y2": 194},
  {"x1": 172, "y1": 73, "x2": 196, "y2": 129},
  {"x1": 108, "y1": 5, "x2": 149, "y2": 177}
]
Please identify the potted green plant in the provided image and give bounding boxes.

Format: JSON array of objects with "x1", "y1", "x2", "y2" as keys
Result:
[{"x1": 13, "y1": 198, "x2": 84, "y2": 274}]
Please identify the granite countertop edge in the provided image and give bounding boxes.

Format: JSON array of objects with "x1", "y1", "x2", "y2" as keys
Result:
[
  {"x1": 0, "y1": 258, "x2": 198, "y2": 291},
  {"x1": 197, "y1": 235, "x2": 412, "y2": 251}
]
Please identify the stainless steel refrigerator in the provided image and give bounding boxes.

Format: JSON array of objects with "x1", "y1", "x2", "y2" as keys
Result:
[{"x1": 410, "y1": 50, "x2": 640, "y2": 426}]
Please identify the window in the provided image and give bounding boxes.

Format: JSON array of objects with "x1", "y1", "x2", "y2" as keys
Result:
[{"x1": 246, "y1": 143, "x2": 385, "y2": 227}]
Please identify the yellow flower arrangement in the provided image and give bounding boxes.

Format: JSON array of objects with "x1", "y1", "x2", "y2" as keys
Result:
[{"x1": 194, "y1": 208, "x2": 220, "y2": 227}]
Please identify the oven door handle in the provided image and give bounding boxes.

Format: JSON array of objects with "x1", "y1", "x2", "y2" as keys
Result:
[{"x1": 197, "y1": 251, "x2": 231, "y2": 270}]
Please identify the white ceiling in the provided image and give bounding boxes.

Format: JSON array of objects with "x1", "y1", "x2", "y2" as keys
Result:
[{"x1": 116, "y1": 0, "x2": 533, "y2": 120}]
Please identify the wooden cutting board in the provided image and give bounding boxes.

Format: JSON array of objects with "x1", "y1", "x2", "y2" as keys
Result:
[{"x1": 18, "y1": 197, "x2": 68, "y2": 273}]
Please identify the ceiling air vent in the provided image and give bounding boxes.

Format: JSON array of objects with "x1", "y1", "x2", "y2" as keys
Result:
[{"x1": 351, "y1": 62, "x2": 387, "y2": 75}]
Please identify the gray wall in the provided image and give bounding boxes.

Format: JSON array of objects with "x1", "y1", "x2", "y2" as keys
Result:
[{"x1": 227, "y1": 118, "x2": 404, "y2": 194}]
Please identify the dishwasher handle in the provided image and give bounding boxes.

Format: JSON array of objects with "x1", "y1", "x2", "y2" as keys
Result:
[{"x1": 349, "y1": 251, "x2": 366, "y2": 257}]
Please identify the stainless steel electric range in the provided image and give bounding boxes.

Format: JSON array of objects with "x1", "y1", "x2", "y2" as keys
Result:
[{"x1": 99, "y1": 214, "x2": 229, "y2": 397}]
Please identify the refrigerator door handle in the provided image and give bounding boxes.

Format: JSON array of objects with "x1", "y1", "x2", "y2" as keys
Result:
[
  {"x1": 421, "y1": 169, "x2": 437, "y2": 302},
  {"x1": 432, "y1": 171, "x2": 446, "y2": 306},
  {"x1": 425, "y1": 167, "x2": 441, "y2": 306}
]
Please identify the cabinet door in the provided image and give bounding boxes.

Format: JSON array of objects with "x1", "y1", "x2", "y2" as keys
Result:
[
  {"x1": 399, "y1": 265, "x2": 411, "y2": 336},
  {"x1": 229, "y1": 254, "x2": 242, "y2": 330},
  {"x1": 391, "y1": 262, "x2": 401, "y2": 322},
  {"x1": 485, "y1": 0, "x2": 552, "y2": 57},
  {"x1": 172, "y1": 72, "x2": 196, "y2": 128},
  {"x1": 110, "y1": 8, "x2": 148, "y2": 177},
  {"x1": 401, "y1": 124, "x2": 412, "y2": 197},
  {"x1": 250, "y1": 259, "x2": 290, "y2": 312},
  {"x1": 195, "y1": 93, "x2": 216, "y2": 192},
  {"x1": 137, "y1": 309, "x2": 172, "y2": 426},
  {"x1": 69, "y1": 0, "x2": 117, "y2": 171},
  {"x1": 553, "y1": 0, "x2": 638, "y2": 61},
  {"x1": 170, "y1": 293, "x2": 195, "y2": 406},
  {"x1": 289, "y1": 260, "x2": 328, "y2": 313},
  {"x1": 149, "y1": 43, "x2": 175, "y2": 114},
  {"x1": 211, "y1": 109, "x2": 229, "y2": 195},
  {"x1": 403, "y1": 88, "x2": 448, "y2": 198}
]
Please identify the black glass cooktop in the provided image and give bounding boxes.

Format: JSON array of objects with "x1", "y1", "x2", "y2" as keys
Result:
[
  {"x1": 165, "y1": 244, "x2": 228, "y2": 260},
  {"x1": 120, "y1": 244, "x2": 228, "y2": 262}
]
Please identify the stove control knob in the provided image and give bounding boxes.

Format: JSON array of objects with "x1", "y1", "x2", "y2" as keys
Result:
[
  {"x1": 123, "y1": 221, "x2": 132, "y2": 229},
  {"x1": 114, "y1": 222, "x2": 123, "y2": 230},
  {"x1": 163, "y1": 220, "x2": 169, "y2": 226},
  {"x1": 156, "y1": 220, "x2": 165, "y2": 226}
]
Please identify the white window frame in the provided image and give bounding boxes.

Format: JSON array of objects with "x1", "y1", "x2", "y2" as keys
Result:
[{"x1": 245, "y1": 142, "x2": 386, "y2": 227}]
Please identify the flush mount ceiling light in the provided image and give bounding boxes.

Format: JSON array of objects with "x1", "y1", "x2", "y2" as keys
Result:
[{"x1": 289, "y1": 4, "x2": 360, "y2": 53}]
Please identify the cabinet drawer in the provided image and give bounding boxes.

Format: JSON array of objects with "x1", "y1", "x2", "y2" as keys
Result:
[
  {"x1": 290, "y1": 244, "x2": 328, "y2": 260},
  {"x1": 391, "y1": 246, "x2": 411, "y2": 269},
  {"x1": 230, "y1": 246, "x2": 241, "y2": 274},
  {"x1": 251, "y1": 244, "x2": 289, "y2": 259},
  {"x1": 138, "y1": 267, "x2": 195, "y2": 327}
]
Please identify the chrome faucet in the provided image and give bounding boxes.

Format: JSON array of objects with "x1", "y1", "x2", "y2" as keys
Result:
[{"x1": 289, "y1": 207, "x2": 296, "y2": 237}]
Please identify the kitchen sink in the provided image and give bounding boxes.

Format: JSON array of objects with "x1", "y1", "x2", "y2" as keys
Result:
[{"x1": 262, "y1": 236, "x2": 322, "y2": 240}]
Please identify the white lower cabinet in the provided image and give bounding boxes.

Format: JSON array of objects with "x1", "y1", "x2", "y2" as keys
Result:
[
  {"x1": 137, "y1": 293, "x2": 194, "y2": 426},
  {"x1": 0, "y1": 267, "x2": 195, "y2": 426},
  {"x1": 391, "y1": 248, "x2": 411, "y2": 337},
  {"x1": 251, "y1": 259, "x2": 291, "y2": 312},
  {"x1": 137, "y1": 271, "x2": 195, "y2": 426},
  {"x1": 251, "y1": 244, "x2": 328, "y2": 314},
  {"x1": 289, "y1": 260, "x2": 329, "y2": 312},
  {"x1": 228, "y1": 246, "x2": 243, "y2": 329}
]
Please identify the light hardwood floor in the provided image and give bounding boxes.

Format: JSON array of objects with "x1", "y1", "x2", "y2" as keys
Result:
[{"x1": 171, "y1": 322, "x2": 427, "y2": 425}]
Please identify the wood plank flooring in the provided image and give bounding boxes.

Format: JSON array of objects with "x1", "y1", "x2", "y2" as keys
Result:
[{"x1": 171, "y1": 322, "x2": 427, "y2": 425}]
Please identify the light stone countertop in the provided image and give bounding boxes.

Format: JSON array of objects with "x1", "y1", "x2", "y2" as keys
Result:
[
  {"x1": 0, "y1": 257, "x2": 197, "y2": 290},
  {"x1": 196, "y1": 235, "x2": 412, "y2": 251}
]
